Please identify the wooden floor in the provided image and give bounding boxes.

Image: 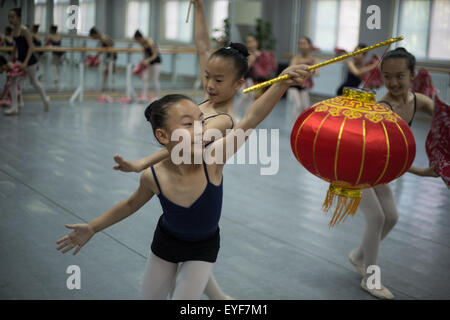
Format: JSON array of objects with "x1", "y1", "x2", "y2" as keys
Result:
[{"x1": 0, "y1": 94, "x2": 449, "y2": 300}]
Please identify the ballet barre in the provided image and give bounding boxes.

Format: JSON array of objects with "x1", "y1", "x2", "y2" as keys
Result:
[
  {"x1": 0, "y1": 46, "x2": 200, "y2": 103},
  {"x1": 0, "y1": 46, "x2": 198, "y2": 54}
]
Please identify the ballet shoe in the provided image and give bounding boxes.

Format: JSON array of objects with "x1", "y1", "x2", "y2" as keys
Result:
[
  {"x1": 138, "y1": 94, "x2": 154, "y2": 102},
  {"x1": 96, "y1": 94, "x2": 114, "y2": 103},
  {"x1": 3, "y1": 105, "x2": 19, "y2": 115},
  {"x1": 105, "y1": 95, "x2": 114, "y2": 103},
  {"x1": 360, "y1": 278, "x2": 395, "y2": 300},
  {"x1": 43, "y1": 97, "x2": 50, "y2": 112},
  {"x1": 117, "y1": 96, "x2": 132, "y2": 104},
  {"x1": 348, "y1": 250, "x2": 365, "y2": 277},
  {"x1": 0, "y1": 99, "x2": 12, "y2": 106}
]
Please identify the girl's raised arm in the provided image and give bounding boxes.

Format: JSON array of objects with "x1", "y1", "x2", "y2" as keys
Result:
[{"x1": 192, "y1": 0, "x2": 211, "y2": 87}]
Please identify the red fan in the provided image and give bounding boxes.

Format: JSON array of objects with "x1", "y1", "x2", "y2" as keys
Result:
[
  {"x1": 413, "y1": 68, "x2": 439, "y2": 99},
  {"x1": 425, "y1": 96, "x2": 450, "y2": 188},
  {"x1": 85, "y1": 55, "x2": 100, "y2": 67},
  {"x1": 132, "y1": 60, "x2": 148, "y2": 78}
]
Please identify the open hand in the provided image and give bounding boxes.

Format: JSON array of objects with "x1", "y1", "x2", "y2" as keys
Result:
[
  {"x1": 56, "y1": 224, "x2": 94, "y2": 255},
  {"x1": 113, "y1": 155, "x2": 138, "y2": 172}
]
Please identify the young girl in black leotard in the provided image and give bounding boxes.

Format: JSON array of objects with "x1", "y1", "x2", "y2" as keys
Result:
[
  {"x1": 56, "y1": 65, "x2": 310, "y2": 299},
  {"x1": 336, "y1": 43, "x2": 378, "y2": 96},
  {"x1": 89, "y1": 27, "x2": 116, "y2": 92},
  {"x1": 45, "y1": 25, "x2": 64, "y2": 89},
  {"x1": 287, "y1": 37, "x2": 319, "y2": 121},
  {"x1": 4, "y1": 8, "x2": 49, "y2": 115},
  {"x1": 112, "y1": 0, "x2": 251, "y2": 299},
  {"x1": 348, "y1": 47, "x2": 438, "y2": 300},
  {"x1": 133, "y1": 30, "x2": 162, "y2": 101},
  {"x1": 3, "y1": 26, "x2": 14, "y2": 55}
]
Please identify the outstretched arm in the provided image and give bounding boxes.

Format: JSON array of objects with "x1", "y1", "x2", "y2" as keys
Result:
[
  {"x1": 113, "y1": 149, "x2": 169, "y2": 173},
  {"x1": 417, "y1": 93, "x2": 435, "y2": 116},
  {"x1": 56, "y1": 170, "x2": 155, "y2": 255},
  {"x1": 114, "y1": 114, "x2": 234, "y2": 173},
  {"x1": 192, "y1": 0, "x2": 211, "y2": 86},
  {"x1": 408, "y1": 163, "x2": 439, "y2": 178}
]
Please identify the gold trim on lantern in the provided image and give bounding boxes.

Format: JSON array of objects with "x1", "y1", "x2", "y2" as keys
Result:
[
  {"x1": 328, "y1": 184, "x2": 361, "y2": 198},
  {"x1": 293, "y1": 111, "x2": 315, "y2": 162},
  {"x1": 313, "y1": 114, "x2": 330, "y2": 176},
  {"x1": 314, "y1": 97, "x2": 401, "y2": 124},
  {"x1": 394, "y1": 121, "x2": 409, "y2": 179},
  {"x1": 374, "y1": 122, "x2": 391, "y2": 185},
  {"x1": 343, "y1": 87, "x2": 376, "y2": 102},
  {"x1": 355, "y1": 120, "x2": 366, "y2": 185},
  {"x1": 322, "y1": 184, "x2": 362, "y2": 228},
  {"x1": 334, "y1": 117, "x2": 347, "y2": 181}
]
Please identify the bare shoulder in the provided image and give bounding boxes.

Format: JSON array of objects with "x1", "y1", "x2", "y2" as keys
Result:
[
  {"x1": 415, "y1": 92, "x2": 433, "y2": 105},
  {"x1": 415, "y1": 92, "x2": 434, "y2": 114},
  {"x1": 140, "y1": 166, "x2": 159, "y2": 193},
  {"x1": 21, "y1": 25, "x2": 31, "y2": 36}
]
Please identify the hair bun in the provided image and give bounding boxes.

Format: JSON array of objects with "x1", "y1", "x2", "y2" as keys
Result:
[
  {"x1": 229, "y1": 42, "x2": 249, "y2": 58},
  {"x1": 144, "y1": 102, "x2": 155, "y2": 122}
]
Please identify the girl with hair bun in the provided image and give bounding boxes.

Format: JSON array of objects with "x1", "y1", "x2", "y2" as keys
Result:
[
  {"x1": 4, "y1": 8, "x2": 49, "y2": 115},
  {"x1": 133, "y1": 30, "x2": 162, "y2": 101},
  {"x1": 348, "y1": 47, "x2": 439, "y2": 300},
  {"x1": 336, "y1": 43, "x2": 379, "y2": 96},
  {"x1": 234, "y1": 34, "x2": 277, "y2": 120},
  {"x1": 57, "y1": 64, "x2": 310, "y2": 300},
  {"x1": 89, "y1": 27, "x2": 117, "y2": 93},
  {"x1": 45, "y1": 25, "x2": 64, "y2": 89},
  {"x1": 112, "y1": 0, "x2": 255, "y2": 299},
  {"x1": 287, "y1": 37, "x2": 319, "y2": 121}
]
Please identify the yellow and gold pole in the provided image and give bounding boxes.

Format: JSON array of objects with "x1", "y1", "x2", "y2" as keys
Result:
[{"x1": 243, "y1": 36, "x2": 404, "y2": 94}]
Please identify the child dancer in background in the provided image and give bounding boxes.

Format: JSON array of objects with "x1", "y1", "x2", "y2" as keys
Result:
[
  {"x1": 31, "y1": 24, "x2": 44, "y2": 81},
  {"x1": 336, "y1": 43, "x2": 378, "y2": 95},
  {"x1": 45, "y1": 25, "x2": 64, "y2": 90},
  {"x1": 3, "y1": 26, "x2": 14, "y2": 55},
  {"x1": 234, "y1": 34, "x2": 276, "y2": 120},
  {"x1": 56, "y1": 65, "x2": 310, "y2": 299},
  {"x1": 348, "y1": 47, "x2": 438, "y2": 300},
  {"x1": 0, "y1": 55, "x2": 24, "y2": 109},
  {"x1": 5, "y1": 8, "x2": 49, "y2": 115},
  {"x1": 133, "y1": 30, "x2": 162, "y2": 102},
  {"x1": 286, "y1": 37, "x2": 319, "y2": 122},
  {"x1": 89, "y1": 27, "x2": 116, "y2": 93}
]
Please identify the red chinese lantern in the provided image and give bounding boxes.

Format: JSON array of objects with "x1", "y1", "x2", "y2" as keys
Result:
[{"x1": 290, "y1": 88, "x2": 416, "y2": 227}]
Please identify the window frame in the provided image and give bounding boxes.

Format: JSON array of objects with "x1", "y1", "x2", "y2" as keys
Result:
[
  {"x1": 124, "y1": 0, "x2": 151, "y2": 39},
  {"x1": 310, "y1": 0, "x2": 361, "y2": 54},
  {"x1": 393, "y1": 0, "x2": 450, "y2": 63},
  {"x1": 159, "y1": 0, "x2": 194, "y2": 45}
]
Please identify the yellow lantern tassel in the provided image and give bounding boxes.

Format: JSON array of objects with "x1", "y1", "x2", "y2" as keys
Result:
[{"x1": 322, "y1": 185, "x2": 362, "y2": 228}]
